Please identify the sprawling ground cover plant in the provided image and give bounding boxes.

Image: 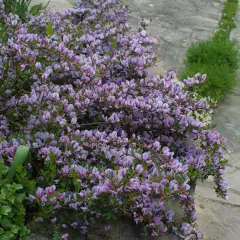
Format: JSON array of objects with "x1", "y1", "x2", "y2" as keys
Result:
[{"x1": 0, "y1": 0, "x2": 228, "y2": 239}]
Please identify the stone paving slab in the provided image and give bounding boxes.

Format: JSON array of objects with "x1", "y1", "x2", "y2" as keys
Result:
[
  {"x1": 213, "y1": 81, "x2": 240, "y2": 165},
  {"x1": 31, "y1": 0, "x2": 73, "y2": 11},
  {"x1": 195, "y1": 79, "x2": 240, "y2": 240},
  {"x1": 124, "y1": 0, "x2": 225, "y2": 73},
  {"x1": 231, "y1": 4, "x2": 240, "y2": 46},
  {"x1": 196, "y1": 198, "x2": 240, "y2": 240}
]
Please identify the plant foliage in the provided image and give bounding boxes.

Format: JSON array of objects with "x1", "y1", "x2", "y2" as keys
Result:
[
  {"x1": 0, "y1": 0, "x2": 229, "y2": 239},
  {"x1": 3, "y1": 0, "x2": 48, "y2": 22}
]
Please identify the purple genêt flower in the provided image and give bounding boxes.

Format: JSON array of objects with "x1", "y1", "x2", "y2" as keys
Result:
[
  {"x1": 36, "y1": 187, "x2": 45, "y2": 198},
  {"x1": 45, "y1": 185, "x2": 56, "y2": 195}
]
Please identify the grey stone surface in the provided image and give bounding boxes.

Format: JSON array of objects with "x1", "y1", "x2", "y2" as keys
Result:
[
  {"x1": 196, "y1": 198, "x2": 240, "y2": 240},
  {"x1": 194, "y1": 7, "x2": 240, "y2": 240},
  {"x1": 231, "y1": 6, "x2": 240, "y2": 45},
  {"x1": 124, "y1": 0, "x2": 225, "y2": 73},
  {"x1": 194, "y1": 75, "x2": 240, "y2": 240},
  {"x1": 31, "y1": 0, "x2": 74, "y2": 11},
  {"x1": 29, "y1": 219, "x2": 180, "y2": 240}
]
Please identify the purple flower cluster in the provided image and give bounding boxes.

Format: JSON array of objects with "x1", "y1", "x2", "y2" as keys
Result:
[{"x1": 0, "y1": 0, "x2": 228, "y2": 239}]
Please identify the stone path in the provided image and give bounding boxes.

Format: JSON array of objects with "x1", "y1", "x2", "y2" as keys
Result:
[
  {"x1": 29, "y1": 0, "x2": 240, "y2": 239},
  {"x1": 194, "y1": 6, "x2": 240, "y2": 239},
  {"x1": 31, "y1": 0, "x2": 73, "y2": 11},
  {"x1": 124, "y1": 0, "x2": 225, "y2": 73}
]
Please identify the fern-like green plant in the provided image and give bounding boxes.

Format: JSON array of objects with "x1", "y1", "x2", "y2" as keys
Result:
[
  {"x1": 3, "y1": 0, "x2": 49, "y2": 22},
  {"x1": 0, "y1": 146, "x2": 33, "y2": 239}
]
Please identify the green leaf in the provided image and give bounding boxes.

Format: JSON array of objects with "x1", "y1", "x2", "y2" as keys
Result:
[
  {"x1": 0, "y1": 206, "x2": 11, "y2": 216},
  {"x1": 11, "y1": 183, "x2": 23, "y2": 191},
  {"x1": 31, "y1": 0, "x2": 49, "y2": 14},
  {"x1": 220, "y1": 159, "x2": 228, "y2": 165},
  {"x1": 10, "y1": 225, "x2": 20, "y2": 234},
  {"x1": 30, "y1": 4, "x2": 43, "y2": 15},
  {"x1": 176, "y1": 174, "x2": 185, "y2": 185},
  {"x1": 103, "y1": 211, "x2": 116, "y2": 220},
  {"x1": 0, "y1": 160, "x2": 3, "y2": 180},
  {"x1": 15, "y1": 193, "x2": 25, "y2": 203},
  {"x1": 111, "y1": 38, "x2": 117, "y2": 48},
  {"x1": 0, "y1": 232, "x2": 14, "y2": 240},
  {"x1": 46, "y1": 22, "x2": 53, "y2": 36},
  {"x1": 110, "y1": 38, "x2": 117, "y2": 54},
  {"x1": 108, "y1": 171, "x2": 114, "y2": 180},
  {"x1": 0, "y1": 217, "x2": 12, "y2": 229},
  {"x1": 5, "y1": 146, "x2": 30, "y2": 184}
]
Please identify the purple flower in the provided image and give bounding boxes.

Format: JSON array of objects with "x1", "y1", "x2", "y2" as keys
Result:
[
  {"x1": 140, "y1": 30, "x2": 147, "y2": 37},
  {"x1": 36, "y1": 188, "x2": 45, "y2": 198},
  {"x1": 104, "y1": 225, "x2": 111, "y2": 231},
  {"x1": 35, "y1": 62, "x2": 42, "y2": 69},
  {"x1": 29, "y1": 195, "x2": 35, "y2": 202},
  {"x1": 62, "y1": 224, "x2": 67, "y2": 229},
  {"x1": 40, "y1": 195, "x2": 47, "y2": 203},
  {"x1": 42, "y1": 111, "x2": 51, "y2": 123},
  {"x1": 61, "y1": 233, "x2": 68, "y2": 240},
  {"x1": 50, "y1": 197, "x2": 57, "y2": 203},
  {"x1": 136, "y1": 164, "x2": 144, "y2": 174},
  {"x1": 71, "y1": 222, "x2": 78, "y2": 228},
  {"x1": 45, "y1": 185, "x2": 56, "y2": 195},
  {"x1": 5, "y1": 89, "x2": 12, "y2": 95},
  {"x1": 51, "y1": 218, "x2": 57, "y2": 224}
]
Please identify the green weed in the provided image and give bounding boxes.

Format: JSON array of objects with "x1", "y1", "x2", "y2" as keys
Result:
[{"x1": 181, "y1": 0, "x2": 239, "y2": 101}]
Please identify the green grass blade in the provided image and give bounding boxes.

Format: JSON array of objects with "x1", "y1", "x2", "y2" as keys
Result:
[
  {"x1": 46, "y1": 22, "x2": 53, "y2": 36},
  {"x1": 6, "y1": 146, "x2": 30, "y2": 183},
  {"x1": 0, "y1": 160, "x2": 3, "y2": 180}
]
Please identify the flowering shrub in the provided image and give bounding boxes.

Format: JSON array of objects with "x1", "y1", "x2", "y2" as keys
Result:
[{"x1": 0, "y1": 0, "x2": 228, "y2": 239}]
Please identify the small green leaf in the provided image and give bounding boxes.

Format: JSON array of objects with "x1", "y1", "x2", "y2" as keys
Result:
[
  {"x1": 220, "y1": 159, "x2": 228, "y2": 165},
  {"x1": 111, "y1": 38, "x2": 117, "y2": 48},
  {"x1": 46, "y1": 22, "x2": 53, "y2": 36},
  {"x1": 110, "y1": 38, "x2": 117, "y2": 54},
  {"x1": 176, "y1": 174, "x2": 185, "y2": 185},
  {"x1": 0, "y1": 217, "x2": 12, "y2": 230},
  {"x1": 108, "y1": 171, "x2": 114, "y2": 180},
  {"x1": 30, "y1": 1, "x2": 49, "y2": 16},
  {"x1": 10, "y1": 225, "x2": 19, "y2": 234},
  {"x1": 11, "y1": 183, "x2": 23, "y2": 191},
  {"x1": 0, "y1": 206, "x2": 11, "y2": 216}
]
